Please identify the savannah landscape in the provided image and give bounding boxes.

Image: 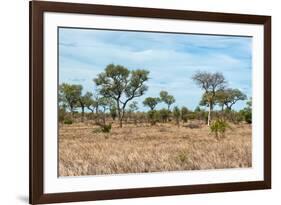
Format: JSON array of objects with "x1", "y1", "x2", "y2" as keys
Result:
[
  {"x1": 58, "y1": 65, "x2": 252, "y2": 176},
  {"x1": 58, "y1": 29, "x2": 252, "y2": 176}
]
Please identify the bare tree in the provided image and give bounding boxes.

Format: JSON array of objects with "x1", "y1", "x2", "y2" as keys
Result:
[{"x1": 192, "y1": 71, "x2": 226, "y2": 126}]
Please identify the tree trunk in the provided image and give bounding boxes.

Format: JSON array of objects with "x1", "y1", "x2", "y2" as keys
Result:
[
  {"x1": 91, "y1": 110, "x2": 94, "y2": 120},
  {"x1": 81, "y1": 107, "x2": 84, "y2": 122},
  {"x1": 116, "y1": 100, "x2": 123, "y2": 128},
  {"x1": 70, "y1": 105, "x2": 73, "y2": 116},
  {"x1": 207, "y1": 104, "x2": 211, "y2": 126}
]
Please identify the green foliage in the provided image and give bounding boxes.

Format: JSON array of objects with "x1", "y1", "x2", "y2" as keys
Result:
[
  {"x1": 98, "y1": 97, "x2": 113, "y2": 112},
  {"x1": 199, "y1": 92, "x2": 214, "y2": 108},
  {"x1": 240, "y1": 98, "x2": 252, "y2": 124},
  {"x1": 80, "y1": 92, "x2": 93, "y2": 110},
  {"x1": 59, "y1": 83, "x2": 82, "y2": 113},
  {"x1": 192, "y1": 71, "x2": 227, "y2": 125},
  {"x1": 110, "y1": 105, "x2": 117, "y2": 120},
  {"x1": 215, "y1": 88, "x2": 247, "y2": 110},
  {"x1": 159, "y1": 108, "x2": 169, "y2": 123},
  {"x1": 194, "y1": 106, "x2": 201, "y2": 112},
  {"x1": 181, "y1": 106, "x2": 190, "y2": 122},
  {"x1": 101, "y1": 124, "x2": 112, "y2": 133},
  {"x1": 143, "y1": 97, "x2": 160, "y2": 110},
  {"x1": 128, "y1": 101, "x2": 138, "y2": 112},
  {"x1": 173, "y1": 106, "x2": 181, "y2": 127},
  {"x1": 94, "y1": 64, "x2": 149, "y2": 127},
  {"x1": 58, "y1": 107, "x2": 66, "y2": 123},
  {"x1": 178, "y1": 151, "x2": 188, "y2": 163},
  {"x1": 147, "y1": 110, "x2": 157, "y2": 125},
  {"x1": 63, "y1": 118, "x2": 73, "y2": 125},
  {"x1": 243, "y1": 111, "x2": 252, "y2": 124},
  {"x1": 160, "y1": 91, "x2": 175, "y2": 110},
  {"x1": 210, "y1": 119, "x2": 229, "y2": 139},
  {"x1": 92, "y1": 124, "x2": 112, "y2": 134}
]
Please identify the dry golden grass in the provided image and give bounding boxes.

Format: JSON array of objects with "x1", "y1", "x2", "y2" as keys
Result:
[{"x1": 59, "y1": 121, "x2": 252, "y2": 176}]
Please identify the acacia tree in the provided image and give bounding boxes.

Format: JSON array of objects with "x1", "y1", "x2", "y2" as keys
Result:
[
  {"x1": 59, "y1": 83, "x2": 82, "y2": 116},
  {"x1": 192, "y1": 71, "x2": 226, "y2": 126},
  {"x1": 160, "y1": 91, "x2": 175, "y2": 111},
  {"x1": 143, "y1": 97, "x2": 160, "y2": 111},
  {"x1": 94, "y1": 64, "x2": 149, "y2": 127},
  {"x1": 78, "y1": 91, "x2": 93, "y2": 122},
  {"x1": 216, "y1": 88, "x2": 247, "y2": 111}
]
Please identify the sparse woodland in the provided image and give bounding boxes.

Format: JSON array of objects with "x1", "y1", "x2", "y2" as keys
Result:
[{"x1": 59, "y1": 64, "x2": 252, "y2": 176}]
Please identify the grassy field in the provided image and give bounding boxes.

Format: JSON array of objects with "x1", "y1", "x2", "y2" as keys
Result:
[{"x1": 59, "y1": 121, "x2": 251, "y2": 176}]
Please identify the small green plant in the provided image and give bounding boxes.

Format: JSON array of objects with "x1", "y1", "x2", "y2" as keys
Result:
[
  {"x1": 210, "y1": 119, "x2": 229, "y2": 139},
  {"x1": 92, "y1": 128, "x2": 102, "y2": 133},
  {"x1": 178, "y1": 151, "x2": 188, "y2": 163},
  {"x1": 101, "y1": 124, "x2": 112, "y2": 133},
  {"x1": 63, "y1": 118, "x2": 73, "y2": 125}
]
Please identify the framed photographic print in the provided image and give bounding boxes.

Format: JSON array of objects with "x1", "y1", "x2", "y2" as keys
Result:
[{"x1": 29, "y1": 1, "x2": 271, "y2": 204}]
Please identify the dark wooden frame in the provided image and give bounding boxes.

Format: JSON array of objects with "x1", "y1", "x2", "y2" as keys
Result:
[{"x1": 30, "y1": 1, "x2": 271, "y2": 204}]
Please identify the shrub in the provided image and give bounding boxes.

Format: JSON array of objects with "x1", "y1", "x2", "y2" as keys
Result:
[
  {"x1": 240, "y1": 98, "x2": 252, "y2": 124},
  {"x1": 58, "y1": 108, "x2": 66, "y2": 122},
  {"x1": 101, "y1": 124, "x2": 112, "y2": 133},
  {"x1": 177, "y1": 151, "x2": 188, "y2": 163},
  {"x1": 173, "y1": 106, "x2": 181, "y2": 127},
  {"x1": 147, "y1": 110, "x2": 157, "y2": 125},
  {"x1": 63, "y1": 118, "x2": 73, "y2": 125},
  {"x1": 159, "y1": 108, "x2": 169, "y2": 123},
  {"x1": 244, "y1": 111, "x2": 252, "y2": 124},
  {"x1": 181, "y1": 106, "x2": 189, "y2": 122},
  {"x1": 210, "y1": 119, "x2": 229, "y2": 139}
]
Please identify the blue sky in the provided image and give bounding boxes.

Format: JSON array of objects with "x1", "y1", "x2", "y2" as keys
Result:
[{"x1": 59, "y1": 27, "x2": 252, "y2": 111}]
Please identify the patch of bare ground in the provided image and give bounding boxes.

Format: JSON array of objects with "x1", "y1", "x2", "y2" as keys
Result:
[{"x1": 59, "y1": 121, "x2": 252, "y2": 176}]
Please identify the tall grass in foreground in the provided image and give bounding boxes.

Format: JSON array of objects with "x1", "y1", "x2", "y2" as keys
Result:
[{"x1": 59, "y1": 121, "x2": 251, "y2": 176}]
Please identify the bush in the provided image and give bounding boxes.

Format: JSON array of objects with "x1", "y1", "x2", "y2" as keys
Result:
[
  {"x1": 244, "y1": 111, "x2": 252, "y2": 124},
  {"x1": 63, "y1": 118, "x2": 73, "y2": 125},
  {"x1": 158, "y1": 108, "x2": 169, "y2": 123},
  {"x1": 181, "y1": 107, "x2": 189, "y2": 122},
  {"x1": 173, "y1": 106, "x2": 181, "y2": 127},
  {"x1": 58, "y1": 108, "x2": 66, "y2": 122},
  {"x1": 178, "y1": 152, "x2": 187, "y2": 163},
  {"x1": 147, "y1": 110, "x2": 157, "y2": 125},
  {"x1": 101, "y1": 124, "x2": 112, "y2": 133},
  {"x1": 210, "y1": 119, "x2": 229, "y2": 139}
]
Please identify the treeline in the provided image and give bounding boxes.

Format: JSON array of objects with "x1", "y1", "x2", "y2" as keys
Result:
[{"x1": 59, "y1": 64, "x2": 252, "y2": 129}]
